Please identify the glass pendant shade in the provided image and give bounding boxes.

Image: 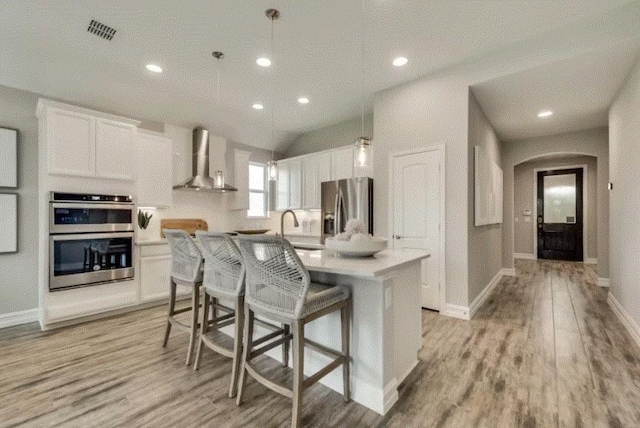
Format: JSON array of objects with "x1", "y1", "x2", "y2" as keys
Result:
[
  {"x1": 214, "y1": 170, "x2": 225, "y2": 189},
  {"x1": 354, "y1": 137, "x2": 372, "y2": 167},
  {"x1": 267, "y1": 160, "x2": 278, "y2": 181}
]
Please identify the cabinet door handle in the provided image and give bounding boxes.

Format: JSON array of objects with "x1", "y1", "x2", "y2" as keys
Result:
[{"x1": 394, "y1": 235, "x2": 402, "y2": 240}]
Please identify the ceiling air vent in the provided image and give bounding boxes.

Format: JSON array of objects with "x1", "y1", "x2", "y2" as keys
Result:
[{"x1": 87, "y1": 19, "x2": 117, "y2": 41}]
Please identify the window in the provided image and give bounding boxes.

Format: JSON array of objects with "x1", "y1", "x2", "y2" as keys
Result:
[{"x1": 247, "y1": 162, "x2": 268, "y2": 218}]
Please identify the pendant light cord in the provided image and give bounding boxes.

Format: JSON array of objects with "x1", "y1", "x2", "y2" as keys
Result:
[
  {"x1": 360, "y1": 0, "x2": 365, "y2": 137},
  {"x1": 270, "y1": 14, "x2": 276, "y2": 162}
]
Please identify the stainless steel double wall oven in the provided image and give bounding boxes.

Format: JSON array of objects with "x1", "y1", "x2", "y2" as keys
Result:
[{"x1": 49, "y1": 192, "x2": 135, "y2": 291}]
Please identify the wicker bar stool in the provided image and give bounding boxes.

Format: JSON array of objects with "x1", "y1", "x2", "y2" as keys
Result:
[
  {"x1": 192, "y1": 231, "x2": 247, "y2": 397},
  {"x1": 162, "y1": 229, "x2": 203, "y2": 366},
  {"x1": 235, "y1": 235, "x2": 351, "y2": 428}
]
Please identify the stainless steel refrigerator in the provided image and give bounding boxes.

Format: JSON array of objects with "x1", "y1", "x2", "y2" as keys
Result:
[{"x1": 321, "y1": 177, "x2": 373, "y2": 243}]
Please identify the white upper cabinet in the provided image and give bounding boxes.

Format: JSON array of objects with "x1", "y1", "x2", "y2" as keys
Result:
[
  {"x1": 302, "y1": 152, "x2": 331, "y2": 210},
  {"x1": 288, "y1": 159, "x2": 302, "y2": 210},
  {"x1": 276, "y1": 160, "x2": 290, "y2": 211},
  {"x1": 45, "y1": 107, "x2": 96, "y2": 177},
  {"x1": 37, "y1": 99, "x2": 141, "y2": 181},
  {"x1": 136, "y1": 132, "x2": 173, "y2": 208},
  {"x1": 230, "y1": 150, "x2": 251, "y2": 211},
  {"x1": 330, "y1": 147, "x2": 354, "y2": 181},
  {"x1": 95, "y1": 118, "x2": 137, "y2": 181}
]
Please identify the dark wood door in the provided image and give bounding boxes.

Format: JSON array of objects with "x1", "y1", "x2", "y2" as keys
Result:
[{"x1": 537, "y1": 168, "x2": 583, "y2": 261}]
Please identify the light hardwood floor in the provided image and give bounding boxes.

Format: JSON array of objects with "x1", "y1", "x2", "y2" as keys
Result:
[{"x1": 1, "y1": 260, "x2": 640, "y2": 427}]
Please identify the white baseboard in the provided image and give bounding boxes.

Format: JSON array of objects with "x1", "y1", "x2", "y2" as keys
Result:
[
  {"x1": 585, "y1": 258, "x2": 598, "y2": 265},
  {"x1": 0, "y1": 308, "x2": 40, "y2": 330},
  {"x1": 513, "y1": 253, "x2": 536, "y2": 260},
  {"x1": 608, "y1": 292, "x2": 640, "y2": 349},
  {"x1": 500, "y1": 268, "x2": 516, "y2": 277},
  {"x1": 469, "y1": 270, "x2": 503, "y2": 319},
  {"x1": 597, "y1": 277, "x2": 610, "y2": 288},
  {"x1": 441, "y1": 303, "x2": 470, "y2": 320}
]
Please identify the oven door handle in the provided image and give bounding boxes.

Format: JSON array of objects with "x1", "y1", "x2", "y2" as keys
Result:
[
  {"x1": 50, "y1": 231, "x2": 134, "y2": 241},
  {"x1": 50, "y1": 202, "x2": 134, "y2": 211}
]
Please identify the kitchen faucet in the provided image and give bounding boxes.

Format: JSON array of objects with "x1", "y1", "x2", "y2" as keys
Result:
[{"x1": 280, "y1": 210, "x2": 299, "y2": 240}]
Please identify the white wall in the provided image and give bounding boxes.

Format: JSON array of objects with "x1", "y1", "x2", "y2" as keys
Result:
[
  {"x1": 513, "y1": 156, "x2": 598, "y2": 259},
  {"x1": 374, "y1": 75, "x2": 470, "y2": 306},
  {"x1": 284, "y1": 114, "x2": 373, "y2": 158},
  {"x1": 468, "y1": 90, "x2": 502, "y2": 304},
  {"x1": 609, "y1": 54, "x2": 640, "y2": 328},
  {"x1": 502, "y1": 128, "x2": 609, "y2": 276},
  {"x1": 0, "y1": 85, "x2": 39, "y2": 315}
]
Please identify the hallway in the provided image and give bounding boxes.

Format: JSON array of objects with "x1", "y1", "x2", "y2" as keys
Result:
[
  {"x1": 1, "y1": 260, "x2": 639, "y2": 427},
  {"x1": 388, "y1": 260, "x2": 640, "y2": 427}
]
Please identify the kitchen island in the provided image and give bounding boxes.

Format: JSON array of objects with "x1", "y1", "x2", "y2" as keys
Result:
[{"x1": 244, "y1": 248, "x2": 430, "y2": 415}]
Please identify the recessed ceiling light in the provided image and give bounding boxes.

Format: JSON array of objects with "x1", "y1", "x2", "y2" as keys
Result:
[
  {"x1": 146, "y1": 64, "x2": 163, "y2": 73},
  {"x1": 392, "y1": 57, "x2": 408, "y2": 67},
  {"x1": 256, "y1": 57, "x2": 271, "y2": 67},
  {"x1": 252, "y1": 103, "x2": 264, "y2": 110},
  {"x1": 298, "y1": 97, "x2": 309, "y2": 104},
  {"x1": 538, "y1": 110, "x2": 553, "y2": 118}
]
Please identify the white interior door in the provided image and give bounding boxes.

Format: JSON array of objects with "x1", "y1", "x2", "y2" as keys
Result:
[{"x1": 392, "y1": 150, "x2": 442, "y2": 310}]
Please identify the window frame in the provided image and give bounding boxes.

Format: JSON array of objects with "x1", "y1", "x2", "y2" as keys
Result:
[{"x1": 247, "y1": 161, "x2": 269, "y2": 219}]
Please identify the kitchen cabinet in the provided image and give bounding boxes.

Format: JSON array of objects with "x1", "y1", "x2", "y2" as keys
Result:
[
  {"x1": 230, "y1": 150, "x2": 251, "y2": 211},
  {"x1": 330, "y1": 147, "x2": 354, "y2": 181},
  {"x1": 138, "y1": 243, "x2": 177, "y2": 302},
  {"x1": 302, "y1": 152, "x2": 330, "y2": 210},
  {"x1": 276, "y1": 161, "x2": 290, "y2": 211},
  {"x1": 137, "y1": 131, "x2": 173, "y2": 208},
  {"x1": 38, "y1": 99, "x2": 140, "y2": 180},
  {"x1": 45, "y1": 107, "x2": 96, "y2": 177},
  {"x1": 276, "y1": 159, "x2": 301, "y2": 211},
  {"x1": 95, "y1": 119, "x2": 137, "y2": 180},
  {"x1": 288, "y1": 159, "x2": 302, "y2": 210}
]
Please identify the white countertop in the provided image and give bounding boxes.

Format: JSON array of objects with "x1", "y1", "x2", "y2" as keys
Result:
[{"x1": 295, "y1": 249, "x2": 430, "y2": 278}]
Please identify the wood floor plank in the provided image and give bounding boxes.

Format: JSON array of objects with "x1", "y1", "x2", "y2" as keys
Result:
[{"x1": 2, "y1": 260, "x2": 640, "y2": 427}]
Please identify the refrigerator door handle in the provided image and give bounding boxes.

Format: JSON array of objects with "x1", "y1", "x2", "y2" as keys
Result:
[
  {"x1": 336, "y1": 188, "x2": 345, "y2": 234},
  {"x1": 334, "y1": 193, "x2": 340, "y2": 236}
]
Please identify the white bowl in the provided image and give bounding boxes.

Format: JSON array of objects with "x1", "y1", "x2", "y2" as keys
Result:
[{"x1": 325, "y1": 237, "x2": 387, "y2": 258}]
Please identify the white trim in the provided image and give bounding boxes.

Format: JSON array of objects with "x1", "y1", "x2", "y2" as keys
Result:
[
  {"x1": 388, "y1": 145, "x2": 446, "y2": 312},
  {"x1": 469, "y1": 270, "x2": 503, "y2": 318},
  {"x1": 0, "y1": 309, "x2": 40, "y2": 330},
  {"x1": 597, "y1": 277, "x2": 610, "y2": 288},
  {"x1": 382, "y1": 378, "x2": 400, "y2": 415},
  {"x1": 500, "y1": 267, "x2": 516, "y2": 277},
  {"x1": 440, "y1": 303, "x2": 470, "y2": 320},
  {"x1": 532, "y1": 164, "x2": 588, "y2": 261},
  {"x1": 513, "y1": 253, "x2": 536, "y2": 260},
  {"x1": 608, "y1": 292, "x2": 640, "y2": 349},
  {"x1": 585, "y1": 258, "x2": 598, "y2": 265}
]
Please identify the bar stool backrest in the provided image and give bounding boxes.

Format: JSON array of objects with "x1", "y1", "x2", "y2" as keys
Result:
[
  {"x1": 164, "y1": 229, "x2": 203, "y2": 284},
  {"x1": 196, "y1": 231, "x2": 245, "y2": 298},
  {"x1": 236, "y1": 235, "x2": 310, "y2": 320}
]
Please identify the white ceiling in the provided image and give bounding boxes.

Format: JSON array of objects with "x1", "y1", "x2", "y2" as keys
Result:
[
  {"x1": 0, "y1": 0, "x2": 637, "y2": 150},
  {"x1": 472, "y1": 39, "x2": 640, "y2": 142}
]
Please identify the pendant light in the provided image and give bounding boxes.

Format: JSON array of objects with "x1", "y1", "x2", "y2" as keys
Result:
[
  {"x1": 212, "y1": 51, "x2": 226, "y2": 189},
  {"x1": 266, "y1": 8, "x2": 280, "y2": 181},
  {"x1": 354, "y1": 0, "x2": 372, "y2": 168}
]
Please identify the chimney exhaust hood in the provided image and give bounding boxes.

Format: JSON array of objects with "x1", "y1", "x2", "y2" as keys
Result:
[{"x1": 173, "y1": 127, "x2": 237, "y2": 192}]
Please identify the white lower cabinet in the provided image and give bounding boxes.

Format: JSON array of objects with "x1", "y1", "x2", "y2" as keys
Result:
[
  {"x1": 138, "y1": 244, "x2": 173, "y2": 302},
  {"x1": 140, "y1": 254, "x2": 172, "y2": 302}
]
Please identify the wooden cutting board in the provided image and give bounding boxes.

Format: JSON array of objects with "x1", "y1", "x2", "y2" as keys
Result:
[{"x1": 160, "y1": 219, "x2": 208, "y2": 237}]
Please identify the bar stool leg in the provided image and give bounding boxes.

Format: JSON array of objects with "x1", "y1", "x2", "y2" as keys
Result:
[
  {"x1": 194, "y1": 291, "x2": 211, "y2": 371},
  {"x1": 236, "y1": 304, "x2": 254, "y2": 406},
  {"x1": 162, "y1": 279, "x2": 177, "y2": 348},
  {"x1": 229, "y1": 295, "x2": 245, "y2": 398},
  {"x1": 292, "y1": 320, "x2": 305, "y2": 428},
  {"x1": 186, "y1": 284, "x2": 200, "y2": 366},
  {"x1": 341, "y1": 303, "x2": 351, "y2": 402},
  {"x1": 282, "y1": 324, "x2": 290, "y2": 367}
]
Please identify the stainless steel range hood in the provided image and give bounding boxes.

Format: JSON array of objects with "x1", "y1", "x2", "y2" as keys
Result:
[{"x1": 173, "y1": 127, "x2": 237, "y2": 192}]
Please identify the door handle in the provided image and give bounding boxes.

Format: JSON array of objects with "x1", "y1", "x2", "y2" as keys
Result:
[{"x1": 394, "y1": 235, "x2": 402, "y2": 240}]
